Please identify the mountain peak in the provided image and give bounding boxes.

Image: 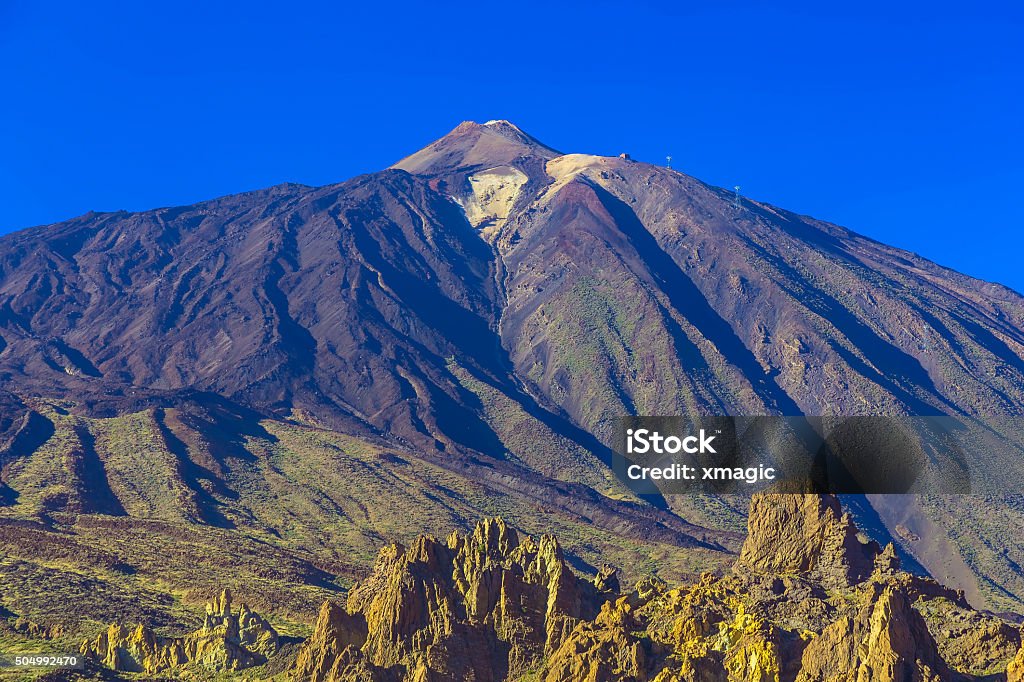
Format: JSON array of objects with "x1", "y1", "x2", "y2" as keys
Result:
[
  {"x1": 392, "y1": 119, "x2": 560, "y2": 175},
  {"x1": 480, "y1": 118, "x2": 530, "y2": 138}
]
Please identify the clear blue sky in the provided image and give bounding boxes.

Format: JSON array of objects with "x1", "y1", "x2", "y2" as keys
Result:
[{"x1": 2, "y1": 1, "x2": 1022, "y2": 291}]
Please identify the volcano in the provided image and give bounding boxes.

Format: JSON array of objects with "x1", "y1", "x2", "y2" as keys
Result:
[{"x1": 2, "y1": 120, "x2": 1024, "y2": 632}]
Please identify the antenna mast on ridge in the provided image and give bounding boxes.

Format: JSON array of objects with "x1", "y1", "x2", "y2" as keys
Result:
[
  {"x1": 666, "y1": 155, "x2": 672, "y2": 170},
  {"x1": 733, "y1": 185, "x2": 741, "y2": 207}
]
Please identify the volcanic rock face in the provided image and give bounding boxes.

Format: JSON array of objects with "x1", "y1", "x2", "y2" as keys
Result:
[
  {"x1": 541, "y1": 496, "x2": 1021, "y2": 681},
  {"x1": 736, "y1": 493, "x2": 881, "y2": 588},
  {"x1": 292, "y1": 601, "x2": 373, "y2": 682},
  {"x1": 287, "y1": 495, "x2": 1024, "y2": 682},
  {"x1": 1009, "y1": 645, "x2": 1024, "y2": 682},
  {"x1": 291, "y1": 517, "x2": 614, "y2": 681},
  {"x1": 796, "y1": 584, "x2": 949, "y2": 681},
  {"x1": 79, "y1": 588, "x2": 277, "y2": 675}
]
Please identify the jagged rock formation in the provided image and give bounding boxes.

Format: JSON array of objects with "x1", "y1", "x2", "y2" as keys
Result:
[
  {"x1": 10, "y1": 616, "x2": 65, "y2": 640},
  {"x1": 79, "y1": 588, "x2": 277, "y2": 675},
  {"x1": 736, "y1": 492, "x2": 881, "y2": 588},
  {"x1": 292, "y1": 601, "x2": 374, "y2": 682},
  {"x1": 290, "y1": 495, "x2": 1024, "y2": 681},
  {"x1": 1009, "y1": 643, "x2": 1024, "y2": 682},
  {"x1": 796, "y1": 583, "x2": 949, "y2": 681},
  {"x1": 541, "y1": 597, "x2": 653, "y2": 681},
  {"x1": 291, "y1": 517, "x2": 615, "y2": 681},
  {"x1": 540, "y1": 494, "x2": 1019, "y2": 681},
  {"x1": 542, "y1": 573, "x2": 802, "y2": 681}
]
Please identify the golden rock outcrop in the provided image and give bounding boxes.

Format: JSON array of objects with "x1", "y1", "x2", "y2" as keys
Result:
[
  {"x1": 289, "y1": 496, "x2": 1024, "y2": 681},
  {"x1": 795, "y1": 583, "x2": 948, "y2": 681},
  {"x1": 1008, "y1": 642, "x2": 1024, "y2": 682},
  {"x1": 736, "y1": 493, "x2": 879, "y2": 588},
  {"x1": 290, "y1": 517, "x2": 615, "y2": 681},
  {"x1": 292, "y1": 600, "x2": 377, "y2": 682},
  {"x1": 68, "y1": 495, "x2": 1024, "y2": 680},
  {"x1": 79, "y1": 588, "x2": 277, "y2": 675}
]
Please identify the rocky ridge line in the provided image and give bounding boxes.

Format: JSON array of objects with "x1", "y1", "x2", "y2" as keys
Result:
[
  {"x1": 291, "y1": 494, "x2": 1024, "y2": 681},
  {"x1": 65, "y1": 493, "x2": 1024, "y2": 680}
]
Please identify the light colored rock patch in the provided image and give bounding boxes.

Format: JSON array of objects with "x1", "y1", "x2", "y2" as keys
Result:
[
  {"x1": 541, "y1": 154, "x2": 624, "y2": 203},
  {"x1": 456, "y1": 166, "x2": 528, "y2": 239}
]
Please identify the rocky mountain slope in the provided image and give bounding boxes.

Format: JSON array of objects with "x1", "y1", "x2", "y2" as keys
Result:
[
  {"x1": 4, "y1": 121, "x2": 1024, "y2": 449},
  {"x1": 2, "y1": 119, "x2": 1024, "y2": 653}
]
